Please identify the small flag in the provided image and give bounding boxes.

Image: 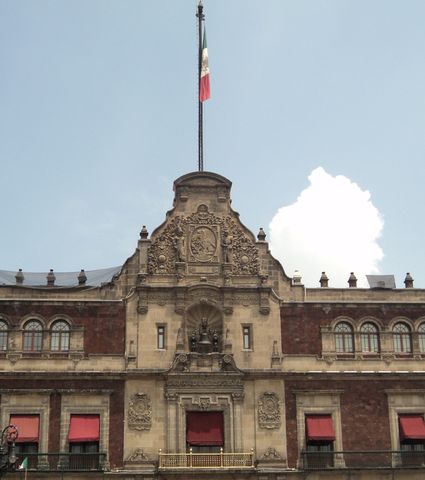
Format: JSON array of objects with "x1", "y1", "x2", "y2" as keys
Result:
[
  {"x1": 199, "y1": 29, "x2": 210, "y2": 102},
  {"x1": 19, "y1": 457, "x2": 28, "y2": 470}
]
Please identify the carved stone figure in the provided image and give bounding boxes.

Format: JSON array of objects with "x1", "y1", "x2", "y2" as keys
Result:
[
  {"x1": 258, "y1": 392, "x2": 281, "y2": 429},
  {"x1": 221, "y1": 230, "x2": 233, "y2": 263},
  {"x1": 173, "y1": 221, "x2": 186, "y2": 262},
  {"x1": 128, "y1": 392, "x2": 152, "y2": 431}
]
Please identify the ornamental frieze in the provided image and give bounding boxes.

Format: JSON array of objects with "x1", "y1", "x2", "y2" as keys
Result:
[
  {"x1": 128, "y1": 392, "x2": 152, "y2": 431},
  {"x1": 147, "y1": 206, "x2": 259, "y2": 275},
  {"x1": 258, "y1": 392, "x2": 281, "y2": 429}
]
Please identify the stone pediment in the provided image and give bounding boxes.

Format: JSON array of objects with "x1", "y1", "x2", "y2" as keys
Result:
[{"x1": 147, "y1": 172, "x2": 260, "y2": 279}]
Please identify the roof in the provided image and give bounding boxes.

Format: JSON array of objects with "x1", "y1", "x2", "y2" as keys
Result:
[{"x1": 0, "y1": 266, "x2": 122, "y2": 288}]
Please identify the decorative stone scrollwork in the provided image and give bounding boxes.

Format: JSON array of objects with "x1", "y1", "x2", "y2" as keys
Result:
[
  {"x1": 128, "y1": 393, "x2": 152, "y2": 431},
  {"x1": 126, "y1": 448, "x2": 149, "y2": 462},
  {"x1": 261, "y1": 447, "x2": 282, "y2": 460},
  {"x1": 199, "y1": 398, "x2": 211, "y2": 410},
  {"x1": 147, "y1": 207, "x2": 259, "y2": 275},
  {"x1": 258, "y1": 392, "x2": 281, "y2": 429},
  {"x1": 172, "y1": 353, "x2": 191, "y2": 372}
]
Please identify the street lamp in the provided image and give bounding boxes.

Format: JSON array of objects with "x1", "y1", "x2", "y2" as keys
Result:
[{"x1": 0, "y1": 425, "x2": 18, "y2": 476}]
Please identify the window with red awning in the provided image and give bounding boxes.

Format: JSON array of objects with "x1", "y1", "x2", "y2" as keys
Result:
[
  {"x1": 9, "y1": 415, "x2": 40, "y2": 443},
  {"x1": 186, "y1": 412, "x2": 224, "y2": 446},
  {"x1": 399, "y1": 415, "x2": 425, "y2": 440},
  {"x1": 306, "y1": 415, "x2": 336, "y2": 442},
  {"x1": 68, "y1": 415, "x2": 100, "y2": 443}
]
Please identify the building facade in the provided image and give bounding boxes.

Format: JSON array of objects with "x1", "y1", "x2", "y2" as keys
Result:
[{"x1": 1, "y1": 171, "x2": 425, "y2": 480}]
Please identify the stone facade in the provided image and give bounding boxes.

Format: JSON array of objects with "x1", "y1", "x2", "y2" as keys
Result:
[{"x1": 0, "y1": 171, "x2": 424, "y2": 480}]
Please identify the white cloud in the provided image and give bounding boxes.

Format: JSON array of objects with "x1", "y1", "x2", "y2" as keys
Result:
[{"x1": 269, "y1": 167, "x2": 384, "y2": 288}]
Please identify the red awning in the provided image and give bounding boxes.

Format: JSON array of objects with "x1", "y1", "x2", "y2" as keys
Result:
[
  {"x1": 186, "y1": 412, "x2": 224, "y2": 446},
  {"x1": 68, "y1": 415, "x2": 100, "y2": 443},
  {"x1": 10, "y1": 415, "x2": 40, "y2": 443},
  {"x1": 306, "y1": 415, "x2": 336, "y2": 442},
  {"x1": 399, "y1": 415, "x2": 425, "y2": 440}
]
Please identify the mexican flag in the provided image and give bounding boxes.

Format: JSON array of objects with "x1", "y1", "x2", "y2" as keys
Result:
[
  {"x1": 19, "y1": 457, "x2": 28, "y2": 470},
  {"x1": 199, "y1": 29, "x2": 210, "y2": 102}
]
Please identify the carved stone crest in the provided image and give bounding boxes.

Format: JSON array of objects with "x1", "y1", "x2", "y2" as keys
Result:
[
  {"x1": 190, "y1": 226, "x2": 217, "y2": 262},
  {"x1": 147, "y1": 206, "x2": 259, "y2": 275},
  {"x1": 261, "y1": 447, "x2": 282, "y2": 460},
  {"x1": 258, "y1": 392, "x2": 281, "y2": 429},
  {"x1": 128, "y1": 392, "x2": 152, "y2": 431},
  {"x1": 126, "y1": 448, "x2": 150, "y2": 462}
]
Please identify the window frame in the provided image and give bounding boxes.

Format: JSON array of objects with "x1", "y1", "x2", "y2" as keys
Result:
[
  {"x1": 334, "y1": 322, "x2": 354, "y2": 353},
  {"x1": 23, "y1": 320, "x2": 43, "y2": 352},
  {"x1": 0, "y1": 320, "x2": 8, "y2": 351},
  {"x1": 51, "y1": 320, "x2": 71, "y2": 352},
  {"x1": 393, "y1": 322, "x2": 412, "y2": 354},
  {"x1": 242, "y1": 325, "x2": 252, "y2": 350},
  {"x1": 157, "y1": 325, "x2": 166, "y2": 350},
  {"x1": 360, "y1": 322, "x2": 380, "y2": 353}
]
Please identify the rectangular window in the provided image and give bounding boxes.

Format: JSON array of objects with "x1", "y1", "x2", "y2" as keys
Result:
[
  {"x1": 68, "y1": 414, "x2": 100, "y2": 470},
  {"x1": 186, "y1": 411, "x2": 224, "y2": 453},
  {"x1": 399, "y1": 414, "x2": 425, "y2": 466},
  {"x1": 157, "y1": 326, "x2": 165, "y2": 349},
  {"x1": 10, "y1": 414, "x2": 40, "y2": 469},
  {"x1": 242, "y1": 326, "x2": 252, "y2": 350},
  {"x1": 305, "y1": 415, "x2": 335, "y2": 468}
]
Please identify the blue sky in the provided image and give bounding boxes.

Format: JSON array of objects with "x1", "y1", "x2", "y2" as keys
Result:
[{"x1": 1, "y1": 1, "x2": 424, "y2": 288}]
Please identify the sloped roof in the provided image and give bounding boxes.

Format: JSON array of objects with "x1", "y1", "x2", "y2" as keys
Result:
[{"x1": 0, "y1": 266, "x2": 122, "y2": 287}]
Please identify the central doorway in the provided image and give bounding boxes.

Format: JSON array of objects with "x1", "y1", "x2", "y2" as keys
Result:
[{"x1": 186, "y1": 411, "x2": 224, "y2": 452}]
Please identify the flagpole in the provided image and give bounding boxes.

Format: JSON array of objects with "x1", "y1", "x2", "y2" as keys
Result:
[{"x1": 197, "y1": 1, "x2": 204, "y2": 172}]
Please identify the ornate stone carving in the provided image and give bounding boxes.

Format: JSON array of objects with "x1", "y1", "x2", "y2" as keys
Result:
[
  {"x1": 171, "y1": 353, "x2": 191, "y2": 372},
  {"x1": 258, "y1": 392, "x2": 281, "y2": 429},
  {"x1": 190, "y1": 226, "x2": 218, "y2": 262},
  {"x1": 261, "y1": 447, "x2": 282, "y2": 460},
  {"x1": 128, "y1": 393, "x2": 152, "y2": 431},
  {"x1": 126, "y1": 448, "x2": 150, "y2": 462},
  {"x1": 199, "y1": 397, "x2": 211, "y2": 410},
  {"x1": 147, "y1": 206, "x2": 259, "y2": 275}
]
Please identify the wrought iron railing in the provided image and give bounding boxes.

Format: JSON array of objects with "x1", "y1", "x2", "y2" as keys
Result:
[
  {"x1": 14, "y1": 453, "x2": 107, "y2": 472},
  {"x1": 158, "y1": 448, "x2": 255, "y2": 469},
  {"x1": 301, "y1": 450, "x2": 425, "y2": 470}
]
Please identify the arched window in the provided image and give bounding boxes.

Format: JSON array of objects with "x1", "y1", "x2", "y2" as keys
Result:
[
  {"x1": 0, "y1": 320, "x2": 8, "y2": 351},
  {"x1": 334, "y1": 322, "x2": 354, "y2": 353},
  {"x1": 360, "y1": 322, "x2": 380, "y2": 353},
  {"x1": 393, "y1": 322, "x2": 412, "y2": 353},
  {"x1": 419, "y1": 324, "x2": 425, "y2": 352},
  {"x1": 51, "y1": 320, "x2": 70, "y2": 352},
  {"x1": 23, "y1": 320, "x2": 43, "y2": 352}
]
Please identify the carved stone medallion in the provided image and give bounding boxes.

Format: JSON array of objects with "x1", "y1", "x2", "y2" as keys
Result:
[
  {"x1": 258, "y1": 392, "x2": 281, "y2": 429},
  {"x1": 190, "y1": 226, "x2": 217, "y2": 262},
  {"x1": 128, "y1": 392, "x2": 152, "y2": 431}
]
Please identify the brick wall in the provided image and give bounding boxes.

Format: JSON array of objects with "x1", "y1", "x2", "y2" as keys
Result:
[
  {"x1": 284, "y1": 376, "x2": 425, "y2": 468},
  {"x1": 0, "y1": 302, "x2": 125, "y2": 354},
  {"x1": 281, "y1": 304, "x2": 425, "y2": 355}
]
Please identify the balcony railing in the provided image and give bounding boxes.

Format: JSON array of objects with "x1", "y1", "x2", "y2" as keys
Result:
[
  {"x1": 301, "y1": 450, "x2": 425, "y2": 470},
  {"x1": 158, "y1": 448, "x2": 255, "y2": 470},
  {"x1": 14, "y1": 453, "x2": 107, "y2": 472}
]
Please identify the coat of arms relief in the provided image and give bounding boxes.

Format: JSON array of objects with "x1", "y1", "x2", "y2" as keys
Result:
[{"x1": 147, "y1": 204, "x2": 259, "y2": 275}]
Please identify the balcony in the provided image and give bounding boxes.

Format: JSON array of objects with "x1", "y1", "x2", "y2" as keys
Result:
[
  {"x1": 301, "y1": 450, "x2": 425, "y2": 470},
  {"x1": 158, "y1": 449, "x2": 255, "y2": 470},
  {"x1": 14, "y1": 453, "x2": 107, "y2": 472}
]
